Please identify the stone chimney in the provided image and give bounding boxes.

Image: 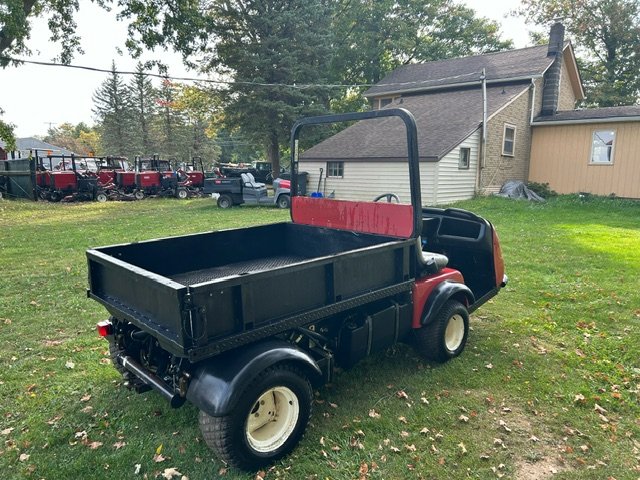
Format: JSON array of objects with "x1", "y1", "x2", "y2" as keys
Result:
[{"x1": 541, "y1": 22, "x2": 565, "y2": 116}]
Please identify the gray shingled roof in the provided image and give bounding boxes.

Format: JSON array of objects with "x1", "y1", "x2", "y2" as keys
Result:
[
  {"x1": 364, "y1": 43, "x2": 565, "y2": 98},
  {"x1": 534, "y1": 106, "x2": 640, "y2": 123},
  {"x1": 301, "y1": 83, "x2": 529, "y2": 162},
  {"x1": 0, "y1": 137, "x2": 76, "y2": 156}
]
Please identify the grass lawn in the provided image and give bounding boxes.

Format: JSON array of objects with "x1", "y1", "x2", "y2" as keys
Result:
[{"x1": 0, "y1": 196, "x2": 638, "y2": 480}]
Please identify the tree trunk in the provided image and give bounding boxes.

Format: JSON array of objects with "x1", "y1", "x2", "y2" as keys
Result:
[{"x1": 266, "y1": 131, "x2": 280, "y2": 179}]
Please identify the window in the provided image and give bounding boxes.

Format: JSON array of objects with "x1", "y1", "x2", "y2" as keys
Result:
[
  {"x1": 327, "y1": 161, "x2": 344, "y2": 178},
  {"x1": 502, "y1": 124, "x2": 516, "y2": 156},
  {"x1": 590, "y1": 130, "x2": 615, "y2": 164},
  {"x1": 374, "y1": 96, "x2": 398, "y2": 109},
  {"x1": 459, "y1": 147, "x2": 471, "y2": 169}
]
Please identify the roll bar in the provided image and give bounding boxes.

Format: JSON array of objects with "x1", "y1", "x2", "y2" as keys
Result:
[{"x1": 290, "y1": 108, "x2": 422, "y2": 239}]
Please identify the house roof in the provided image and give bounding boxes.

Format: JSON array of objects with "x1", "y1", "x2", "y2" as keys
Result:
[
  {"x1": 0, "y1": 137, "x2": 76, "y2": 157},
  {"x1": 301, "y1": 83, "x2": 530, "y2": 162},
  {"x1": 533, "y1": 106, "x2": 640, "y2": 125},
  {"x1": 364, "y1": 42, "x2": 581, "y2": 99}
]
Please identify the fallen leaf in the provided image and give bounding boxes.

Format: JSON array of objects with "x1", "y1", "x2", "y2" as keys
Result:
[
  {"x1": 319, "y1": 436, "x2": 325, "y2": 446},
  {"x1": 80, "y1": 394, "x2": 91, "y2": 402},
  {"x1": 420, "y1": 397, "x2": 429, "y2": 405},
  {"x1": 65, "y1": 361, "x2": 75, "y2": 369},
  {"x1": 458, "y1": 442, "x2": 467, "y2": 454},
  {"x1": 134, "y1": 464, "x2": 141, "y2": 475},
  {"x1": 81, "y1": 406, "x2": 93, "y2": 414},
  {"x1": 398, "y1": 416, "x2": 407, "y2": 424},
  {"x1": 156, "y1": 444, "x2": 163, "y2": 455},
  {"x1": 574, "y1": 393, "x2": 586, "y2": 403},
  {"x1": 368, "y1": 409, "x2": 380, "y2": 419},
  {"x1": 19, "y1": 453, "x2": 30, "y2": 462},
  {"x1": 396, "y1": 390, "x2": 409, "y2": 400},
  {"x1": 88, "y1": 441, "x2": 103, "y2": 450},
  {"x1": 459, "y1": 414, "x2": 469, "y2": 423},
  {"x1": 75, "y1": 431, "x2": 87, "y2": 439},
  {"x1": 405, "y1": 444, "x2": 416, "y2": 452},
  {"x1": 113, "y1": 441, "x2": 126, "y2": 449},
  {"x1": 161, "y1": 467, "x2": 183, "y2": 479},
  {"x1": 154, "y1": 454, "x2": 166, "y2": 463},
  {"x1": 499, "y1": 420, "x2": 511, "y2": 433},
  {"x1": 485, "y1": 363, "x2": 493, "y2": 369},
  {"x1": 419, "y1": 427, "x2": 429, "y2": 434},
  {"x1": 329, "y1": 402, "x2": 338, "y2": 409},
  {"x1": 400, "y1": 431, "x2": 409, "y2": 438},
  {"x1": 389, "y1": 446, "x2": 400, "y2": 453},
  {"x1": 1, "y1": 427, "x2": 14, "y2": 435},
  {"x1": 580, "y1": 445, "x2": 589, "y2": 452},
  {"x1": 218, "y1": 467, "x2": 228, "y2": 475},
  {"x1": 359, "y1": 462, "x2": 369, "y2": 475},
  {"x1": 594, "y1": 404, "x2": 607, "y2": 415},
  {"x1": 530, "y1": 435, "x2": 539, "y2": 442},
  {"x1": 255, "y1": 471, "x2": 266, "y2": 480}
]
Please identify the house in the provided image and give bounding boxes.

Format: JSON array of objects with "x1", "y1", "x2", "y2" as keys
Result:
[
  {"x1": 0, "y1": 137, "x2": 76, "y2": 162},
  {"x1": 300, "y1": 23, "x2": 587, "y2": 204},
  {"x1": 529, "y1": 106, "x2": 640, "y2": 198}
]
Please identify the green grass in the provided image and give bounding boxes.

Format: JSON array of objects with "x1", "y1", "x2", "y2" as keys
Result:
[{"x1": 0, "y1": 196, "x2": 638, "y2": 479}]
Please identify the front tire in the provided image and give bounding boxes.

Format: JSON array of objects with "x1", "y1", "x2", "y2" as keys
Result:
[
  {"x1": 134, "y1": 190, "x2": 145, "y2": 200},
  {"x1": 277, "y1": 194, "x2": 290, "y2": 209},
  {"x1": 95, "y1": 192, "x2": 108, "y2": 203},
  {"x1": 413, "y1": 300, "x2": 469, "y2": 362},
  {"x1": 199, "y1": 364, "x2": 312, "y2": 470},
  {"x1": 176, "y1": 188, "x2": 188, "y2": 199}
]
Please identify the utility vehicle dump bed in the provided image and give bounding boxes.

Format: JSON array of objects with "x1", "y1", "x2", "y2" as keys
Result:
[{"x1": 87, "y1": 222, "x2": 415, "y2": 361}]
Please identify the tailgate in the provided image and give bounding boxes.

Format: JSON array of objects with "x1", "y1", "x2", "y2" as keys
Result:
[{"x1": 87, "y1": 249, "x2": 189, "y2": 356}]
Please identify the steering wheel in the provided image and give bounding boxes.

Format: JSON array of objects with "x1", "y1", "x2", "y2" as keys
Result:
[{"x1": 373, "y1": 193, "x2": 400, "y2": 203}]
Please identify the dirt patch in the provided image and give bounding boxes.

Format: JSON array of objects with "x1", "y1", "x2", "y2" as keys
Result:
[{"x1": 515, "y1": 457, "x2": 565, "y2": 479}]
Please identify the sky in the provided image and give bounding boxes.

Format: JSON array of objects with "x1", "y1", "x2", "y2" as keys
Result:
[{"x1": 0, "y1": 0, "x2": 535, "y2": 138}]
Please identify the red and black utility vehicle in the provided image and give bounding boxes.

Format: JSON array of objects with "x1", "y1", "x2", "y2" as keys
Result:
[
  {"x1": 176, "y1": 157, "x2": 206, "y2": 196},
  {"x1": 36, "y1": 154, "x2": 107, "y2": 202},
  {"x1": 133, "y1": 155, "x2": 188, "y2": 200},
  {"x1": 87, "y1": 110, "x2": 507, "y2": 471}
]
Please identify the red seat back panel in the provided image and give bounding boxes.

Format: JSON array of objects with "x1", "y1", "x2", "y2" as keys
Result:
[{"x1": 291, "y1": 197, "x2": 414, "y2": 238}]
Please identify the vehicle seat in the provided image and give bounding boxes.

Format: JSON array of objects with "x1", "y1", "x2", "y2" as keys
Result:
[
  {"x1": 416, "y1": 236, "x2": 448, "y2": 275},
  {"x1": 246, "y1": 172, "x2": 265, "y2": 188}
]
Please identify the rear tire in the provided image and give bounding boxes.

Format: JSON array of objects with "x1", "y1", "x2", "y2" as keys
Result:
[
  {"x1": 199, "y1": 364, "x2": 312, "y2": 470},
  {"x1": 413, "y1": 300, "x2": 469, "y2": 362},
  {"x1": 277, "y1": 194, "x2": 291, "y2": 209},
  {"x1": 217, "y1": 194, "x2": 233, "y2": 209},
  {"x1": 176, "y1": 188, "x2": 188, "y2": 199},
  {"x1": 134, "y1": 190, "x2": 145, "y2": 200},
  {"x1": 49, "y1": 191, "x2": 62, "y2": 202}
]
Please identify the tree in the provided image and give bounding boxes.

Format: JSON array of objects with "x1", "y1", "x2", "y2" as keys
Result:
[
  {"x1": 173, "y1": 84, "x2": 222, "y2": 163},
  {"x1": 516, "y1": 0, "x2": 640, "y2": 106},
  {"x1": 154, "y1": 75, "x2": 188, "y2": 161},
  {"x1": 330, "y1": 0, "x2": 512, "y2": 87},
  {"x1": 200, "y1": 0, "x2": 334, "y2": 174},
  {"x1": 128, "y1": 62, "x2": 157, "y2": 155},
  {"x1": 93, "y1": 61, "x2": 136, "y2": 157},
  {"x1": 43, "y1": 122, "x2": 101, "y2": 155},
  {"x1": 0, "y1": 109, "x2": 16, "y2": 151}
]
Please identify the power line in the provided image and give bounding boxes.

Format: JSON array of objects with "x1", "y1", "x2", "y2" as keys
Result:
[{"x1": 1, "y1": 55, "x2": 485, "y2": 91}]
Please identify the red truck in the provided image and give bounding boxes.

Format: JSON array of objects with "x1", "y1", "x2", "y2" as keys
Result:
[{"x1": 87, "y1": 110, "x2": 506, "y2": 470}]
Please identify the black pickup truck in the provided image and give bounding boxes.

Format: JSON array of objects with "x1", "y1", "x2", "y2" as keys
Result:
[{"x1": 87, "y1": 109, "x2": 506, "y2": 470}]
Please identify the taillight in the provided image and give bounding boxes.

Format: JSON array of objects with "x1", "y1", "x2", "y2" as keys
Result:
[
  {"x1": 492, "y1": 228, "x2": 506, "y2": 287},
  {"x1": 97, "y1": 320, "x2": 113, "y2": 337}
]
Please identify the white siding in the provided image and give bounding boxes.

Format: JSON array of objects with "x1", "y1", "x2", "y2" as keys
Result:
[
  {"x1": 300, "y1": 129, "x2": 479, "y2": 206},
  {"x1": 433, "y1": 129, "x2": 480, "y2": 204}
]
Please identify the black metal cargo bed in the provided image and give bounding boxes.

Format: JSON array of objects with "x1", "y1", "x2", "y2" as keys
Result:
[{"x1": 87, "y1": 222, "x2": 415, "y2": 361}]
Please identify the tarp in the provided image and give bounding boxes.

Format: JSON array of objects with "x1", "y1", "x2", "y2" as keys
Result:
[{"x1": 495, "y1": 180, "x2": 545, "y2": 202}]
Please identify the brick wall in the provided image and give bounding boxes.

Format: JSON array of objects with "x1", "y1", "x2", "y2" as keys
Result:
[
  {"x1": 480, "y1": 88, "x2": 532, "y2": 192},
  {"x1": 558, "y1": 59, "x2": 577, "y2": 110}
]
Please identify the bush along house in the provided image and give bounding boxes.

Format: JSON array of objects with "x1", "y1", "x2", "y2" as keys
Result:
[{"x1": 302, "y1": 23, "x2": 640, "y2": 203}]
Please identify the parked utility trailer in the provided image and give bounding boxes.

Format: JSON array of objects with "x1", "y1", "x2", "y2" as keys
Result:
[{"x1": 87, "y1": 109, "x2": 507, "y2": 470}]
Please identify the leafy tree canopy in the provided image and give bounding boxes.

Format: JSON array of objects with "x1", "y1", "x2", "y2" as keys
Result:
[{"x1": 516, "y1": 0, "x2": 640, "y2": 106}]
